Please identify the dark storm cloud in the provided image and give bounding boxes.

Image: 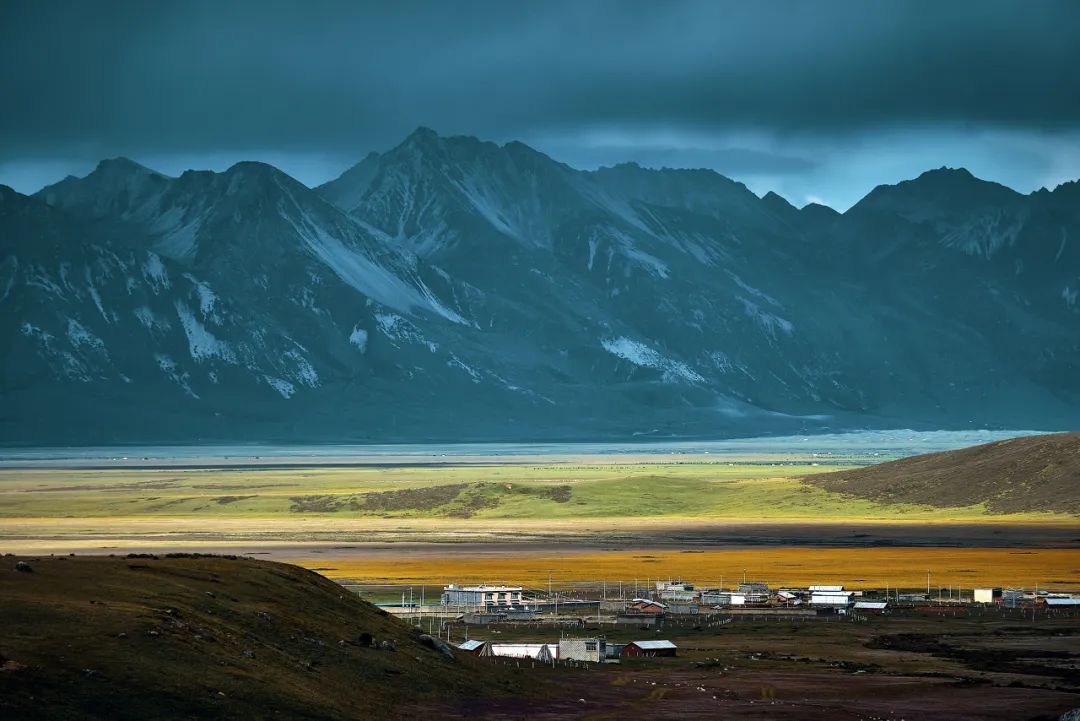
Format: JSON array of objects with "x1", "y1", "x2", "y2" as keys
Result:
[{"x1": 1, "y1": 0, "x2": 1079, "y2": 203}]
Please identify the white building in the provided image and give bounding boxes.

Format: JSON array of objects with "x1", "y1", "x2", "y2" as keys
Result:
[
  {"x1": 809, "y1": 585, "x2": 844, "y2": 592},
  {"x1": 442, "y1": 584, "x2": 524, "y2": 608},
  {"x1": 811, "y1": 591, "x2": 853, "y2": 607},
  {"x1": 974, "y1": 587, "x2": 1002, "y2": 604},
  {"x1": 559, "y1": 637, "x2": 607, "y2": 663},
  {"x1": 655, "y1": 579, "x2": 694, "y2": 592}
]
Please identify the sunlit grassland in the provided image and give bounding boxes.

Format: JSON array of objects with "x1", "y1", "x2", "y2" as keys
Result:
[
  {"x1": 0, "y1": 461, "x2": 1073, "y2": 522},
  {"x1": 299, "y1": 547, "x2": 1080, "y2": 591}
]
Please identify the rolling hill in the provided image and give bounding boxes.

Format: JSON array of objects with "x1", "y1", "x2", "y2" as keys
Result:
[
  {"x1": 806, "y1": 432, "x2": 1080, "y2": 514},
  {"x1": 0, "y1": 554, "x2": 515, "y2": 720}
]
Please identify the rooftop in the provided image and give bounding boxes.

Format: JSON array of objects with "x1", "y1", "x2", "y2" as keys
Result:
[{"x1": 629, "y1": 640, "x2": 677, "y2": 650}]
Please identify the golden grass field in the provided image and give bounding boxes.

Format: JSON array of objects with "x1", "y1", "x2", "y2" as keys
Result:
[{"x1": 297, "y1": 547, "x2": 1080, "y2": 591}]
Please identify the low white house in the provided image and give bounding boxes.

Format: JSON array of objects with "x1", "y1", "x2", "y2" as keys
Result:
[
  {"x1": 974, "y1": 587, "x2": 1002, "y2": 604},
  {"x1": 811, "y1": 591, "x2": 853, "y2": 607}
]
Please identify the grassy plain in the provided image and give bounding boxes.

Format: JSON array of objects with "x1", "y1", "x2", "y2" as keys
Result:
[
  {"x1": 2, "y1": 459, "x2": 1076, "y2": 593},
  {"x1": 0, "y1": 461, "x2": 1072, "y2": 522}
]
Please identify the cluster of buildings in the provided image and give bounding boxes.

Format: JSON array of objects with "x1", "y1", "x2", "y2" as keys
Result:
[
  {"x1": 654, "y1": 580, "x2": 880, "y2": 613},
  {"x1": 456, "y1": 636, "x2": 677, "y2": 662},
  {"x1": 433, "y1": 581, "x2": 1080, "y2": 622}
]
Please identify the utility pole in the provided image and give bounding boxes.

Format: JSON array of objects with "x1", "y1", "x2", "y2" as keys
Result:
[{"x1": 927, "y1": 570, "x2": 931, "y2": 598}]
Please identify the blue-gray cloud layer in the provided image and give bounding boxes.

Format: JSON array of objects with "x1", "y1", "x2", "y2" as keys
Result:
[{"x1": 2, "y1": 0, "x2": 1078, "y2": 206}]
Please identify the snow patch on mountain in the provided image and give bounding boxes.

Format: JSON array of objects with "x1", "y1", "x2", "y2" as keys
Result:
[
  {"x1": 20, "y1": 322, "x2": 53, "y2": 345},
  {"x1": 939, "y1": 212, "x2": 1024, "y2": 258},
  {"x1": 284, "y1": 208, "x2": 466, "y2": 325},
  {"x1": 601, "y1": 337, "x2": 704, "y2": 383},
  {"x1": 133, "y1": 306, "x2": 170, "y2": 333},
  {"x1": 454, "y1": 176, "x2": 520, "y2": 240},
  {"x1": 284, "y1": 349, "x2": 319, "y2": 387},
  {"x1": 150, "y1": 206, "x2": 206, "y2": 258},
  {"x1": 729, "y1": 273, "x2": 779, "y2": 306},
  {"x1": 174, "y1": 301, "x2": 234, "y2": 363},
  {"x1": 447, "y1": 354, "x2": 482, "y2": 383},
  {"x1": 142, "y1": 253, "x2": 170, "y2": 291},
  {"x1": 155, "y1": 354, "x2": 199, "y2": 398},
  {"x1": 349, "y1": 325, "x2": 369, "y2": 352},
  {"x1": 183, "y1": 274, "x2": 220, "y2": 322},
  {"x1": 738, "y1": 297, "x2": 794, "y2": 339},
  {"x1": 66, "y1": 318, "x2": 105, "y2": 352},
  {"x1": 263, "y1": 375, "x2": 296, "y2": 398},
  {"x1": 375, "y1": 312, "x2": 438, "y2": 352}
]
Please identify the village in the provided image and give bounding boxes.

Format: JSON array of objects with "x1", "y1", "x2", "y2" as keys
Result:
[{"x1": 346, "y1": 577, "x2": 1080, "y2": 666}]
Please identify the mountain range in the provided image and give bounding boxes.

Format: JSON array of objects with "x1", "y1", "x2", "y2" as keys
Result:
[{"x1": 2, "y1": 128, "x2": 1079, "y2": 444}]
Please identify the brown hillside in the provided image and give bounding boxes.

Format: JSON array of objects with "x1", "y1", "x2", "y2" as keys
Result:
[
  {"x1": 806, "y1": 432, "x2": 1080, "y2": 514},
  {"x1": 0, "y1": 554, "x2": 516, "y2": 720}
]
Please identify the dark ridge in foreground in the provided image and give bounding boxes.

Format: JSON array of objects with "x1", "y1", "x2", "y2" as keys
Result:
[
  {"x1": 807, "y1": 431, "x2": 1080, "y2": 514},
  {"x1": 0, "y1": 555, "x2": 515, "y2": 720}
]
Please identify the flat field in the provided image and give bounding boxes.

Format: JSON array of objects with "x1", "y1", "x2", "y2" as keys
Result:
[
  {"x1": 297, "y1": 546, "x2": 1080, "y2": 590},
  {"x1": 0, "y1": 460, "x2": 1072, "y2": 522},
  {"x1": 1, "y1": 437, "x2": 1076, "y2": 594}
]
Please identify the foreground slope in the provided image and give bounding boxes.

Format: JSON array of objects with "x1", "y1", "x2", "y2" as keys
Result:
[
  {"x1": 807, "y1": 431, "x2": 1080, "y2": 513},
  {"x1": 0, "y1": 555, "x2": 512, "y2": 720}
]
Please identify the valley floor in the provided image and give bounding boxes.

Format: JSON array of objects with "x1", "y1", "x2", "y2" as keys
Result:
[{"x1": 1, "y1": 436, "x2": 1077, "y2": 594}]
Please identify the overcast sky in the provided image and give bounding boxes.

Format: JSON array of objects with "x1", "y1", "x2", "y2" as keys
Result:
[{"x1": 2, "y1": 0, "x2": 1079, "y2": 210}]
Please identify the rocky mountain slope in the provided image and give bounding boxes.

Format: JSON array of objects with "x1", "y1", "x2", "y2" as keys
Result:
[
  {"x1": 807, "y1": 431, "x2": 1080, "y2": 513},
  {"x1": 2, "y1": 128, "x2": 1079, "y2": 444}
]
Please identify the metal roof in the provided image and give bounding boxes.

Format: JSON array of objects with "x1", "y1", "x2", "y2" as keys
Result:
[
  {"x1": 629, "y1": 640, "x2": 677, "y2": 650},
  {"x1": 630, "y1": 598, "x2": 668, "y2": 608},
  {"x1": 854, "y1": 602, "x2": 888, "y2": 609},
  {"x1": 1045, "y1": 598, "x2": 1080, "y2": 606},
  {"x1": 457, "y1": 640, "x2": 485, "y2": 651}
]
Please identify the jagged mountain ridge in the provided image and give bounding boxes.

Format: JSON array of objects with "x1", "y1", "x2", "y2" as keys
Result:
[{"x1": 2, "y1": 128, "x2": 1078, "y2": 444}]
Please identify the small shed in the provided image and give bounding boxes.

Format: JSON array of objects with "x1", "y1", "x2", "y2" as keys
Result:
[
  {"x1": 456, "y1": 639, "x2": 486, "y2": 655},
  {"x1": 974, "y1": 587, "x2": 1002, "y2": 604},
  {"x1": 853, "y1": 601, "x2": 888, "y2": 614},
  {"x1": 622, "y1": 640, "x2": 677, "y2": 658}
]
